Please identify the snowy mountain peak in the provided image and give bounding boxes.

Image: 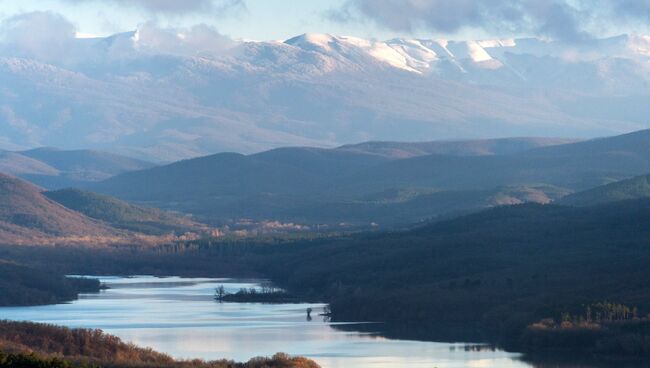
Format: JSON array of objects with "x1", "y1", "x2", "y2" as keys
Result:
[
  {"x1": 284, "y1": 33, "x2": 337, "y2": 51},
  {"x1": 0, "y1": 32, "x2": 648, "y2": 161}
]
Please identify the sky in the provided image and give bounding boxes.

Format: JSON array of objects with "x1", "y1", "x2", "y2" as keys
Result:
[
  {"x1": 0, "y1": 0, "x2": 648, "y2": 42},
  {"x1": 0, "y1": 0, "x2": 395, "y2": 41}
]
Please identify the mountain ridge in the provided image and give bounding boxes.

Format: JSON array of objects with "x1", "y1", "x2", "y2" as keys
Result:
[
  {"x1": 89, "y1": 130, "x2": 650, "y2": 224},
  {"x1": 0, "y1": 31, "x2": 647, "y2": 161}
]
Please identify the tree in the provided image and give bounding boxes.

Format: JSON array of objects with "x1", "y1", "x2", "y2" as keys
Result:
[{"x1": 214, "y1": 285, "x2": 226, "y2": 302}]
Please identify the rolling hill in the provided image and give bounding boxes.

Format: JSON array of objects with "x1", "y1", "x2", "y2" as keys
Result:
[
  {"x1": 89, "y1": 130, "x2": 650, "y2": 225},
  {"x1": 0, "y1": 173, "x2": 121, "y2": 244},
  {"x1": 44, "y1": 188, "x2": 206, "y2": 235},
  {"x1": 558, "y1": 174, "x2": 650, "y2": 206},
  {"x1": 342, "y1": 129, "x2": 650, "y2": 195}
]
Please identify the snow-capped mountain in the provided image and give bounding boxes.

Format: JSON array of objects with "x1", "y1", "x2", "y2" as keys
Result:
[{"x1": 0, "y1": 32, "x2": 648, "y2": 161}]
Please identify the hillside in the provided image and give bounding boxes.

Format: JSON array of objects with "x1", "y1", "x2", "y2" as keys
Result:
[
  {"x1": 0, "y1": 151, "x2": 59, "y2": 176},
  {"x1": 0, "y1": 321, "x2": 319, "y2": 368},
  {"x1": 337, "y1": 137, "x2": 577, "y2": 159},
  {"x1": 17, "y1": 148, "x2": 155, "y2": 189},
  {"x1": 91, "y1": 130, "x2": 650, "y2": 225},
  {"x1": 278, "y1": 184, "x2": 570, "y2": 225},
  {"x1": 90, "y1": 148, "x2": 388, "y2": 204},
  {"x1": 0, "y1": 173, "x2": 122, "y2": 245},
  {"x1": 559, "y1": 174, "x2": 650, "y2": 206},
  {"x1": 342, "y1": 129, "x2": 650, "y2": 195},
  {"x1": 245, "y1": 198, "x2": 650, "y2": 351},
  {"x1": 44, "y1": 188, "x2": 206, "y2": 235}
]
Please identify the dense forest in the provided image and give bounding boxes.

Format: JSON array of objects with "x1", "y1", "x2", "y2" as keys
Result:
[
  {"x1": 0, "y1": 262, "x2": 99, "y2": 306},
  {"x1": 4, "y1": 198, "x2": 650, "y2": 357},
  {"x1": 0, "y1": 321, "x2": 319, "y2": 368}
]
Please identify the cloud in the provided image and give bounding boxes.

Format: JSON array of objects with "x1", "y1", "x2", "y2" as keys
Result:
[
  {"x1": 62, "y1": 0, "x2": 247, "y2": 17},
  {"x1": 0, "y1": 11, "x2": 237, "y2": 65},
  {"x1": 327, "y1": 0, "x2": 649, "y2": 42},
  {"x1": 131, "y1": 22, "x2": 237, "y2": 56},
  {"x1": 0, "y1": 11, "x2": 77, "y2": 62}
]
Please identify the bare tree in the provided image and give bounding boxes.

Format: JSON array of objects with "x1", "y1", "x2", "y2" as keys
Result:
[{"x1": 214, "y1": 285, "x2": 226, "y2": 302}]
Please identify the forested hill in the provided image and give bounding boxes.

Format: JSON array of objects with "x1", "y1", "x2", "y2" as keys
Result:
[
  {"x1": 559, "y1": 174, "x2": 650, "y2": 206},
  {"x1": 44, "y1": 188, "x2": 206, "y2": 235},
  {"x1": 0, "y1": 173, "x2": 121, "y2": 244},
  {"x1": 249, "y1": 199, "x2": 650, "y2": 346},
  {"x1": 90, "y1": 129, "x2": 650, "y2": 225}
]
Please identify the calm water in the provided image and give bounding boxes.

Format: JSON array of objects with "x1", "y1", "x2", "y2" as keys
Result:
[{"x1": 0, "y1": 276, "x2": 611, "y2": 367}]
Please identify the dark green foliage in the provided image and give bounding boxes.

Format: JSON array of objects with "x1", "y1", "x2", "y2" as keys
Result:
[
  {"x1": 0, "y1": 262, "x2": 99, "y2": 306},
  {"x1": 244, "y1": 199, "x2": 650, "y2": 349},
  {"x1": 522, "y1": 320, "x2": 650, "y2": 356},
  {"x1": 6, "y1": 197, "x2": 650, "y2": 356}
]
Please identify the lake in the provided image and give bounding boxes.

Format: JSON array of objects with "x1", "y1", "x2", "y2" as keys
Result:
[{"x1": 0, "y1": 276, "x2": 628, "y2": 368}]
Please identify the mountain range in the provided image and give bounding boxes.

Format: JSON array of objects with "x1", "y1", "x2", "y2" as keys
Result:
[
  {"x1": 88, "y1": 129, "x2": 650, "y2": 226},
  {"x1": 5, "y1": 129, "x2": 650, "y2": 233},
  {"x1": 0, "y1": 32, "x2": 648, "y2": 161}
]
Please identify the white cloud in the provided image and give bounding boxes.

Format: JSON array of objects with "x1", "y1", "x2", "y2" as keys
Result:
[
  {"x1": 133, "y1": 22, "x2": 237, "y2": 57},
  {"x1": 0, "y1": 11, "x2": 237, "y2": 65},
  {"x1": 0, "y1": 11, "x2": 77, "y2": 63}
]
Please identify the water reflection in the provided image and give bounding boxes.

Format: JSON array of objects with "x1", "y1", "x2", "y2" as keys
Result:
[{"x1": 0, "y1": 276, "x2": 637, "y2": 368}]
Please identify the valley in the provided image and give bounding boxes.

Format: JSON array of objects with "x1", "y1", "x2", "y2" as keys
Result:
[{"x1": 0, "y1": 7, "x2": 649, "y2": 366}]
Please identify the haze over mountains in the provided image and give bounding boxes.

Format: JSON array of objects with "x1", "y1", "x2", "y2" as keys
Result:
[
  {"x1": 4, "y1": 129, "x2": 650, "y2": 230},
  {"x1": 0, "y1": 30, "x2": 648, "y2": 161},
  {"x1": 0, "y1": 148, "x2": 153, "y2": 189},
  {"x1": 86, "y1": 129, "x2": 650, "y2": 226}
]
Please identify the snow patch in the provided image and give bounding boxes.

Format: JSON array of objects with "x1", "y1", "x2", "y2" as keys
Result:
[{"x1": 467, "y1": 41, "x2": 493, "y2": 62}]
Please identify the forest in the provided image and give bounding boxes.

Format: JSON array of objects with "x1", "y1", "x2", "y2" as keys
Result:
[
  {"x1": 3, "y1": 199, "x2": 650, "y2": 357},
  {"x1": 0, "y1": 262, "x2": 99, "y2": 306}
]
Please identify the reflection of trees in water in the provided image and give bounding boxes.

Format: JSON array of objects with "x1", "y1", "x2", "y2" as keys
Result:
[
  {"x1": 519, "y1": 352, "x2": 650, "y2": 368},
  {"x1": 330, "y1": 321, "x2": 493, "y2": 343},
  {"x1": 330, "y1": 322, "x2": 650, "y2": 368},
  {"x1": 448, "y1": 344, "x2": 496, "y2": 352}
]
